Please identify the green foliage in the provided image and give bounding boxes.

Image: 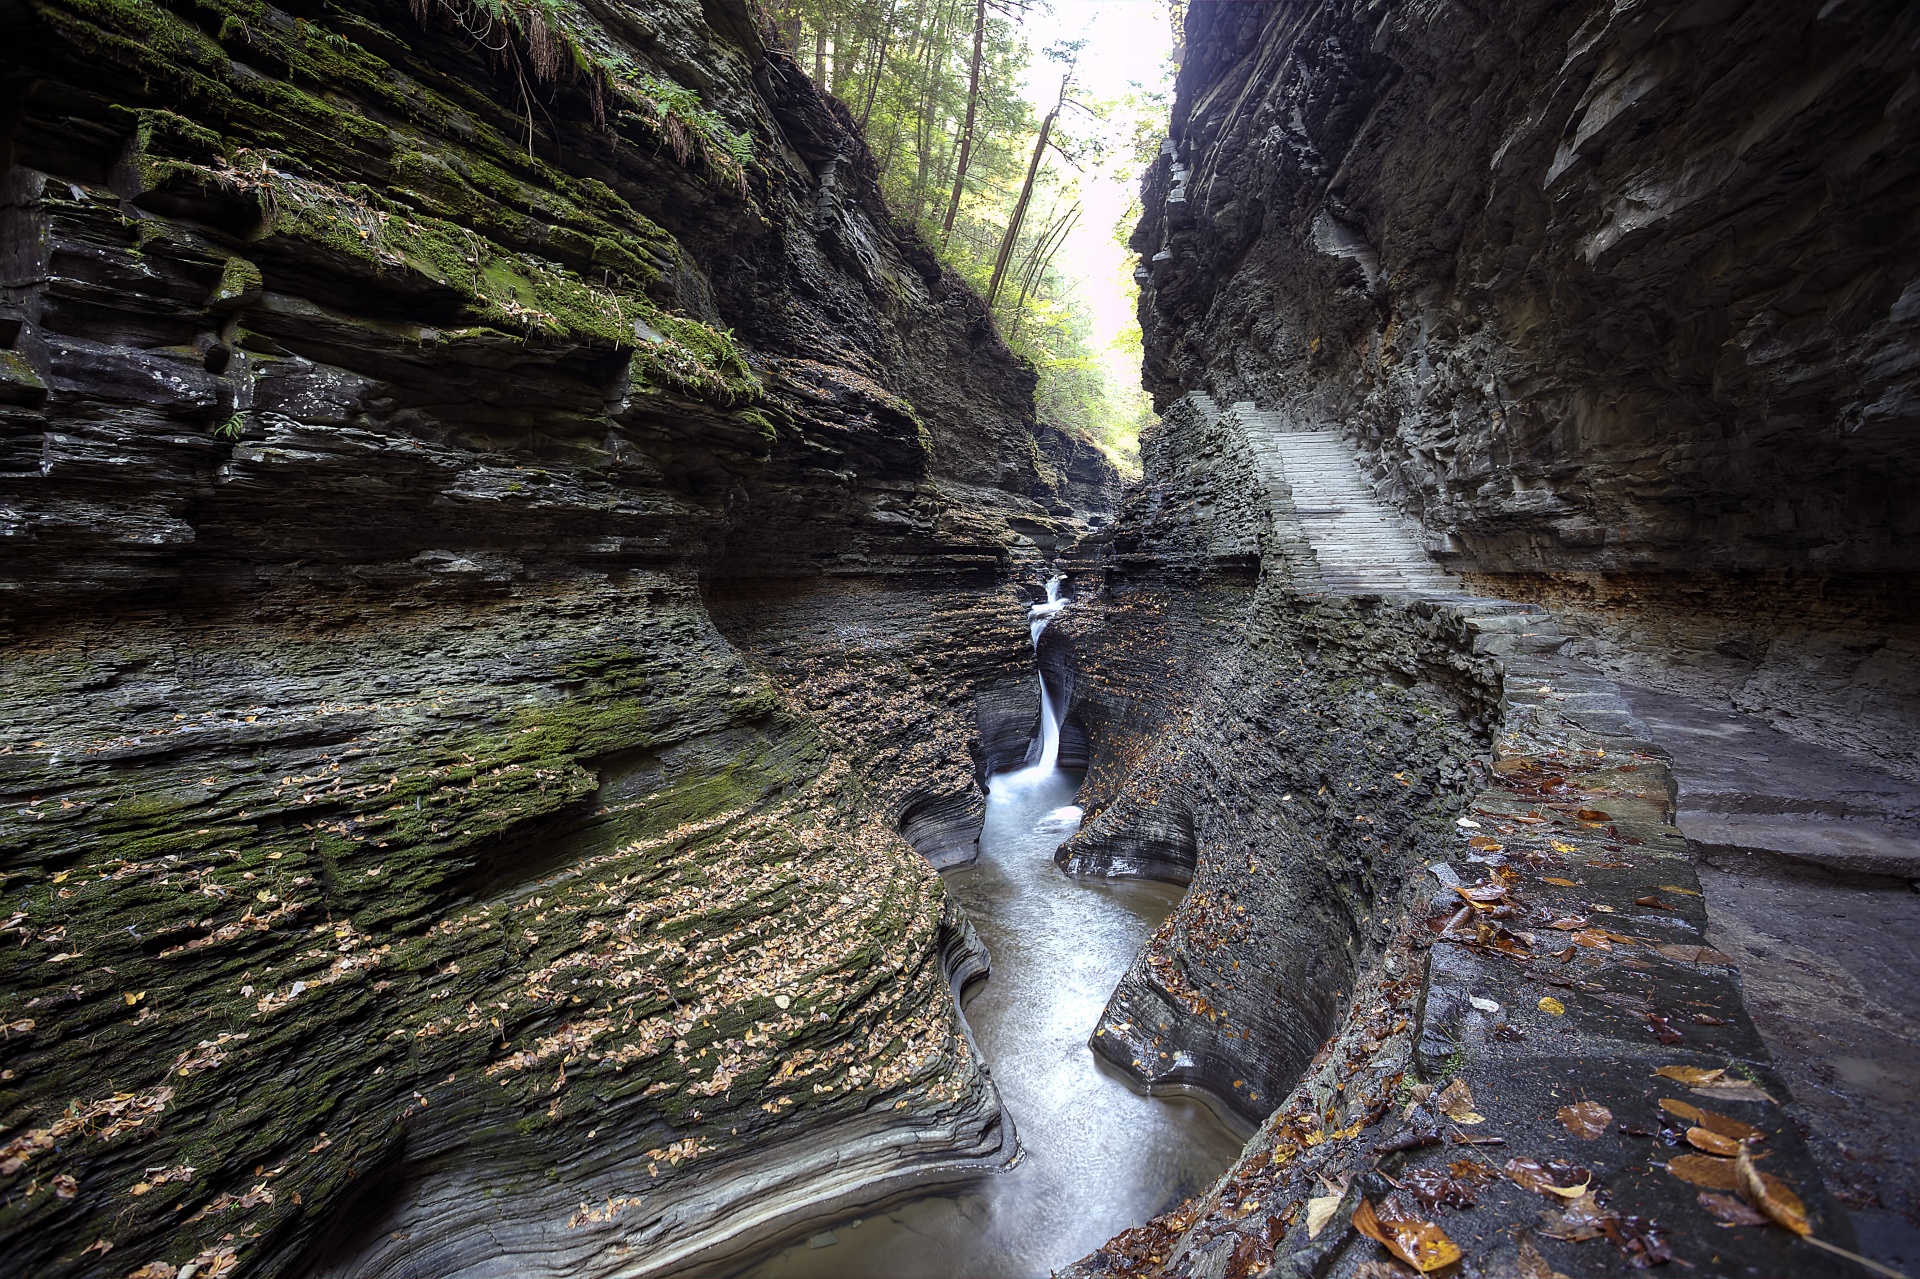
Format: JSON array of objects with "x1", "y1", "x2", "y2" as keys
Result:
[
  {"x1": 213, "y1": 412, "x2": 245, "y2": 440},
  {"x1": 771, "y1": 0, "x2": 1163, "y2": 462}
]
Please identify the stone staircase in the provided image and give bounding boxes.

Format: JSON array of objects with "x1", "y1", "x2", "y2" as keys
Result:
[{"x1": 1227, "y1": 401, "x2": 1459, "y2": 596}]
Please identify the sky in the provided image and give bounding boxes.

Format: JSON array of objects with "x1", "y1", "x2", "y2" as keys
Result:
[{"x1": 1014, "y1": 1, "x2": 1175, "y2": 391}]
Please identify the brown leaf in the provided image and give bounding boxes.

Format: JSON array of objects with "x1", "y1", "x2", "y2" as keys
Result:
[
  {"x1": 1737, "y1": 1144, "x2": 1812, "y2": 1236},
  {"x1": 51, "y1": 1173, "x2": 77, "y2": 1198},
  {"x1": 1653, "y1": 1065, "x2": 1724, "y2": 1085},
  {"x1": 1576, "y1": 809, "x2": 1610, "y2": 821},
  {"x1": 1353, "y1": 1198, "x2": 1464, "y2": 1273},
  {"x1": 1512, "y1": 1232, "x2": 1570, "y2": 1279},
  {"x1": 1699, "y1": 1191, "x2": 1769, "y2": 1226},
  {"x1": 1667, "y1": 1154, "x2": 1740, "y2": 1190},
  {"x1": 1660, "y1": 1098, "x2": 1765, "y2": 1142},
  {"x1": 1539, "y1": 1190, "x2": 1616, "y2": 1241},
  {"x1": 1556, "y1": 1101, "x2": 1612, "y2": 1139},
  {"x1": 1505, "y1": 1157, "x2": 1588, "y2": 1197},
  {"x1": 1436, "y1": 1077, "x2": 1485, "y2": 1124},
  {"x1": 1693, "y1": 1077, "x2": 1776, "y2": 1105},
  {"x1": 1542, "y1": 876, "x2": 1580, "y2": 887},
  {"x1": 1687, "y1": 1127, "x2": 1742, "y2": 1156},
  {"x1": 1634, "y1": 895, "x2": 1668, "y2": 909}
]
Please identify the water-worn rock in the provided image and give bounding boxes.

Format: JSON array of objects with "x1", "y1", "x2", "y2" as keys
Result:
[{"x1": 0, "y1": 0, "x2": 1120, "y2": 1274}]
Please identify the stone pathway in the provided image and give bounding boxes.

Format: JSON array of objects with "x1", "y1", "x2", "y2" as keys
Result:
[{"x1": 1225, "y1": 399, "x2": 1459, "y2": 595}]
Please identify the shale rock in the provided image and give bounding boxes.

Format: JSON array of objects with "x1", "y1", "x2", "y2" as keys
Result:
[{"x1": 0, "y1": 0, "x2": 1118, "y2": 1275}]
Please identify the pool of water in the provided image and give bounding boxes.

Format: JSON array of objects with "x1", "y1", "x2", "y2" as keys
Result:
[{"x1": 736, "y1": 765, "x2": 1246, "y2": 1279}]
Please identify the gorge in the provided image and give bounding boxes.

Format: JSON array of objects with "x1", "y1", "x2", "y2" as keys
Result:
[{"x1": 2, "y1": 1, "x2": 1916, "y2": 1279}]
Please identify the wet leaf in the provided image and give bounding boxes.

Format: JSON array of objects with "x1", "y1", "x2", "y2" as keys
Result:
[
  {"x1": 51, "y1": 1173, "x2": 77, "y2": 1198},
  {"x1": 1634, "y1": 895, "x2": 1669, "y2": 909},
  {"x1": 1693, "y1": 1077, "x2": 1776, "y2": 1105},
  {"x1": 1653, "y1": 1065, "x2": 1723, "y2": 1085},
  {"x1": 1352, "y1": 1197, "x2": 1463, "y2": 1273},
  {"x1": 1699, "y1": 1191, "x2": 1769, "y2": 1226},
  {"x1": 1556, "y1": 1101, "x2": 1611, "y2": 1139},
  {"x1": 1666, "y1": 1154, "x2": 1739, "y2": 1190},
  {"x1": 1658, "y1": 884, "x2": 1702, "y2": 897},
  {"x1": 1687, "y1": 1127, "x2": 1742, "y2": 1156},
  {"x1": 1437, "y1": 1078, "x2": 1485, "y2": 1125},
  {"x1": 1513, "y1": 1232, "x2": 1571, "y2": 1279},
  {"x1": 1658, "y1": 1098, "x2": 1765, "y2": 1142},
  {"x1": 1306, "y1": 1194, "x2": 1342, "y2": 1239},
  {"x1": 1539, "y1": 1190, "x2": 1615, "y2": 1241},
  {"x1": 1505, "y1": 1157, "x2": 1590, "y2": 1198},
  {"x1": 1403, "y1": 1165, "x2": 1484, "y2": 1210},
  {"x1": 1737, "y1": 1144, "x2": 1811, "y2": 1236},
  {"x1": 1576, "y1": 809, "x2": 1610, "y2": 821},
  {"x1": 1542, "y1": 876, "x2": 1581, "y2": 887},
  {"x1": 1537, "y1": 996, "x2": 1565, "y2": 1016}
]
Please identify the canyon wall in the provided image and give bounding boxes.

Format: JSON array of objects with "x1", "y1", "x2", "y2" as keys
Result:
[
  {"x1": 0, "y1": 0, "x2": 1114, "y2": 1274},
  {"x1": 1133, "y1": 0, "x2": 1920, "y2": 775}
]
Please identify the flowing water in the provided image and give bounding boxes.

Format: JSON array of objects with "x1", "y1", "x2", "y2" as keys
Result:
[{"x1": 738, "y1": 579, "x2": 1244, "y2": 1279}]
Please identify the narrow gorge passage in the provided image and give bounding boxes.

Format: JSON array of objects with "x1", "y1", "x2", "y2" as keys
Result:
[{"x1": 743, "y1": 580, "x2": 1242, "y2": 1279}]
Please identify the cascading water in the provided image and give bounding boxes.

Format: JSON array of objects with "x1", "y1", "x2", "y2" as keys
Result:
[
  {"x1": 740, "y1": 572, "x2": 1239, "y2": 1279},
  {"x1": 1001, "y1": 575, "x2": 1082, "y2": 833}
]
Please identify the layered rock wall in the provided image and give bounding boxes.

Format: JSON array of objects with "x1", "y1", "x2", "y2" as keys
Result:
[
  {"x1": 1133, "y1": 0, "x2": 1920, "y2": 773},
  {"x1": 0, "y1": 0, "x2": 1115, "y2": 1273}
]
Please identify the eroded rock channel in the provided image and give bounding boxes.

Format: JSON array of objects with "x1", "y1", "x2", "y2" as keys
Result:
[{"x1": 3, "y1": 0, "x2": 1916, "y2": 1277}]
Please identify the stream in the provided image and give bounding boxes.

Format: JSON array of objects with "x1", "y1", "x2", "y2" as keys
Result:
[{"x1": 738, "y1": 579, "x2": 1244, "y2": 1279}]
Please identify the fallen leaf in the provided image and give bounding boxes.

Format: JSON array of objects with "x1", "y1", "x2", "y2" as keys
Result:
[
  {"x1": 1699, "y1": 1190, "x2": 1769, "y2": 1226},
  {"x1": 1688, "y1": 1127, "x2": 1742, "y2": 1156},
  {"x1": 1537, "y1": 996, "x2": 1565, "y2": 1016},
  {"x1": 1352, "y1": 1198, "x2": 1463, "y2": 1273},
  {"x1": 1737, "y1": 1144, "x2": 1811, "y2": 1236},
  {"x1": 1557, "y1": 1101, "x2": 1612, "y2": 1139},
  {"x1": 1539, "y1": 1189, "x2": 1615, "y2": 1241},
  {"x1": 1659, "y1": 1098, "x2": 1765, "y2": 1141},
  {"x1": 1513, "y1": 1232, "x2": 1570, "y2": 1279},
  {"x1": 1634, "y1": 895, "x2": 1669, "y2": 909},
  {"x1": 1693, "y1": 1077, "x2": 1776, "y2": 1105},
  {"x1": 1505, "y1": 1157, "x2": 1590, "y2": 1197},
  {"x1": 1306, "y1": 1194, "x2": 1341, "y2": 1239},
  {"x1": 52, "y1": 1173, "x2": 77, "y2": 1198},
  {"x1": 1402, "y1": 1165, "x2": 1484, "y2": 1210},
  {"x1": 1576, "y1": 809, "x2": 1610, "y2": 821},
  {"x1": 1435, "y1": 1077, "x2": 1485, "y2": 1124},
  {"x1": 1542, "y1": 877, "x2": 1580, "y2": 887},
  {"x1": 1666, "y1": 1154, "x2": 1739, "y2": 1190},
  {"x1": 1653, "y1": 1065, "x2": 1724, "y2": 1085},
  {"x1": 1658, "y1": 884, "x2": 1702, "y2": 897}
]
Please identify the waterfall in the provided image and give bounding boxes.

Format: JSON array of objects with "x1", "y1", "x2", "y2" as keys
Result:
[
  {"x1": 992, "y1": 576, "x2": 1082, "y2": 840},
  {"x1": 1025, "y1": 575, "x2": 1067, "y2": 772}
]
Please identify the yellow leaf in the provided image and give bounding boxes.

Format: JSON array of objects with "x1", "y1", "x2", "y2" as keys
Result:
[
  {"x1": 1542, "y1": 876, "x2": 1580, "y2": 887},
  {"x1": 1306, "y1": 1194, "x2": 1341, "y2": 1239},
  {"x1": 1538, "y1": 996, "x2": 1565, "y2": 1016},
  {"x1": 1654, "y1": 1065, "x2": 1725, "y2": 1085},
  {"x1": 1737, "y1": 1144, "x2": 1811, "y2": 1236}
]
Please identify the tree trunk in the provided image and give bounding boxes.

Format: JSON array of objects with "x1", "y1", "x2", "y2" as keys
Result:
[
  {"x1": 814, "y1": 24, "x2": 828, "y2": 83},
  {"x1": 987, "y1": 71, "x2": 1066, "y2": 307},
  {"x1": 858, "y1": 0, "x2": 899, "y2": 131},
  {"x1": 939, "y1": 0, "x2": 987, "y2": 244}
]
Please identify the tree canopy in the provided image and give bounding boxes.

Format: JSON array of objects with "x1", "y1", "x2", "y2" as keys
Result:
[{"x1": 771, "y1": 0, "x2": 1168, "y2": 465}]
